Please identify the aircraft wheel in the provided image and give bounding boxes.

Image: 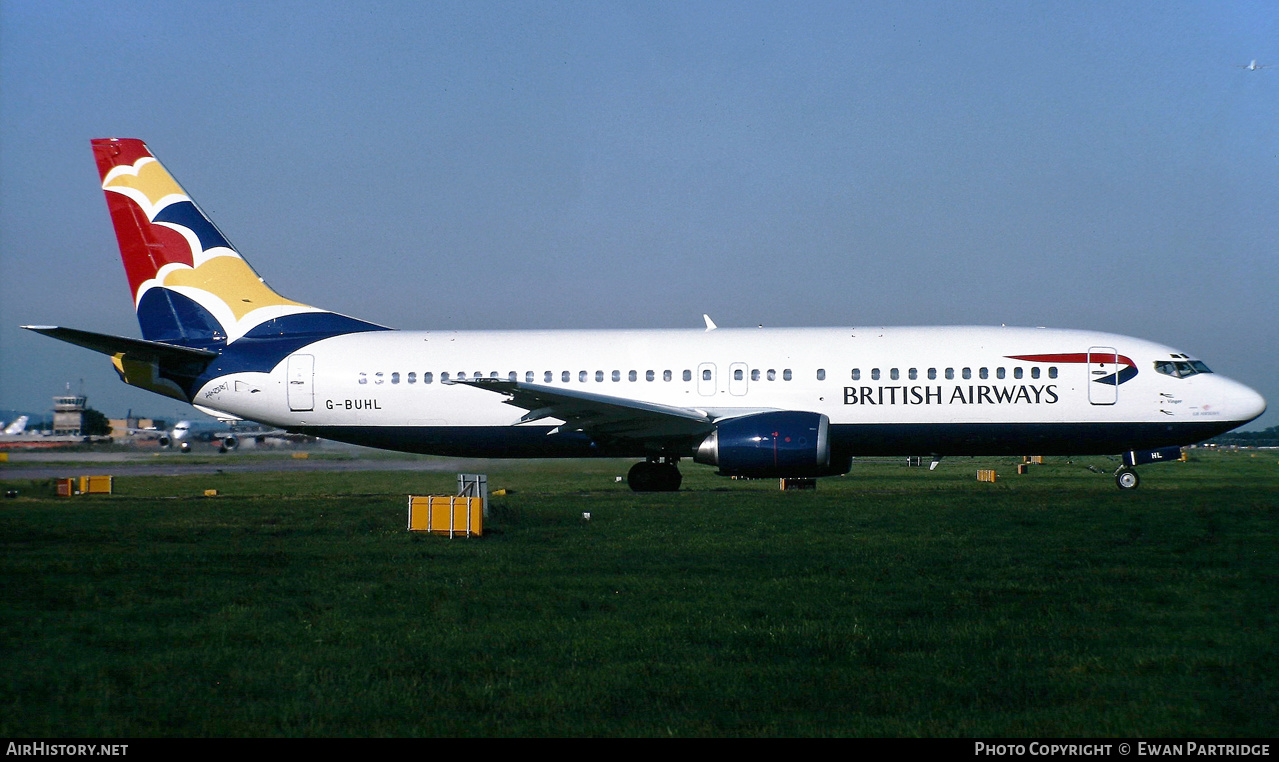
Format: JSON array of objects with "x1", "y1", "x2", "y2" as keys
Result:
[
  {"x1": 627, "y1": 462, "x2": 656, "y2": 492},
  {"x1": 656, "y1": 462, "x2": 682, "y2": 492},
  {"x1": 628, "y1": 461, "x2": 682, "y2": 492},
  {"x1": 1115, "y1": 468, "x2": 1140, "y2": 490}
]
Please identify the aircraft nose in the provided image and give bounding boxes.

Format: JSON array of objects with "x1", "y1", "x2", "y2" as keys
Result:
[{"x1": 1227, "y1": 379, "x2": 1267, "y2": 425}]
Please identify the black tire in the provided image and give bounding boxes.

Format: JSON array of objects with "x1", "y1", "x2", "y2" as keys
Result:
[
  {"x1": 628, "y1": 461, "x2": 682, "y2": 492},
  {"x1": 1115, "y1": 468, "x2": 1140, "y2": 490}
]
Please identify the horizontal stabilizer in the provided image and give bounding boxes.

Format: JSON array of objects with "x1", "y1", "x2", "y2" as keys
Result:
[{"x1": 21, "y1": 326, "x2": 219, "y2": 363}]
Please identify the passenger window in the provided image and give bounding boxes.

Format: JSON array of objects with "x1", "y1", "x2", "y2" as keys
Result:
[
  {"x1": 544, "y1": 371, "x2": 552, "y2": 383},
  {"x1": 629, "y1": 370, "x2": 637, "y2": 382},
  {"x1": 852, "y1": 368, "x2": 861, "y2": 381},
  {"x1": 872, "y1": 368, "x2": 881, "y2": 381},
  {"x1": 703, "y1": 369, "x2": 712, "y2": 381},
  {"x1": 489, "y1": 371, "x2": 498, "y2": 379},
  {"x1": 562, "y1": 371, "x2": 570, "y2": 382},
  {"x1": 596, "y1": 371, "x2": 604, "y2": 382},
  {"x1": 928, "y1": 368, "x2": 937, "y2": 380},
  {"x1": 375, "y1": 372, "x2": 384, "y2": 385},
  {"x1": 890, "y1": 368, "x2": 899, "y2": 381},
  {"x1": 646, "y1": 370, "x2": 655, "y2": 381},
  {"x1": 946, "y1": 368, "x2": 955, "y2": 380},
  {"x1": 979, "y1": 368, "x2": 987, "y2": 380},
  {"x1": 612, "y1": 370, "x2": 621, "y2": 382},
  {"x1": 767, "y1": 369, "x2": 776, "y2": 381},
  {"x1": 664, "y1": 370, "x2": 672, "y2": 382},
  {"x1": 424, "y1": 372, "x2": 433, "y2": 384},
  {"x1": 1014, "y1": 367, "x2": 1023, "y2": 379},
  {"x1": 579, "y1": 371, "x2": 587, "y2": 382},
  {"x1": 358, "y1": 372, "x2": 367, "y2": 385},
  {"x1": 735, "y1": 369, "x2": 744, "y2": 381},
  {"x1": 996, "y1": 368, "x2": 1005, "y2": 380},
  {"x1": 962, "y1": 368, "x2": 971, "y2": 380},
  {"x1": 683, "y1": 370, "x2": 692, "y2": 382},
  {"x1": 909, "y1": 368, "x2": 917, "y2": 380},
  {"x1": 441, "y1": 372, "x2": 450, "y2": 382},
  {"x1": 525, "y1": 371, "x2": 533, "y2": 382},
  {"x1": 1048, "y1": 367, "x2": 1057, "y2": 379},
  {"x1": 816, "y1": 369, "x2": 825, "y2": 381},
  {"x1": 407, "y1": 372, "x2": 416, "y2": 384},
  {"x1": 1031, "y1": 367, "x2": 1040, "y2": 379},
  {"x1": 391, "y1": 372, "x2": 400, "y2": 384},
  {"x1": 783, "y1": 369, "x2": 792, "y2": 381},
  {"x1": 751, "y1": 369, "x2": 760, "y2": 381}
]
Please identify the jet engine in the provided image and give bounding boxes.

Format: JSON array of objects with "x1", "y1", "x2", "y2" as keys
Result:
[{"x1": 694, "y1": 411, "x2": 849, "y2": 478}]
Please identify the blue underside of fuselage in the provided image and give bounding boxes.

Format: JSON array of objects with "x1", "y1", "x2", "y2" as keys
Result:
[{"x1": 291, "y1": 419, "x2": 1243, "y2": 461}]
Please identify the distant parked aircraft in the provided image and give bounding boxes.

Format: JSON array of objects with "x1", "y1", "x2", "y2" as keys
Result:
[
  {"x1": 2, "y1": 416, "x2": 30, "y2": 436},
  {"x1": 153, "y1": 419, "x2": 314, "y2": 453}
]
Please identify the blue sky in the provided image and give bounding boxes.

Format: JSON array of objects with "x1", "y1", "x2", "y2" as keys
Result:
[{"x1": 2, "y1": 1, "x2": 1275, "y2": 430}]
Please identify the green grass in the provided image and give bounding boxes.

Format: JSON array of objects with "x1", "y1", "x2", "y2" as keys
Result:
[{"x1": 1, "y1": 452, "x2": 1276, "y2": 736}]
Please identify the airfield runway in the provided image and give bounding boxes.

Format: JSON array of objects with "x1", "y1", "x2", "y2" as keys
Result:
[{"x1": 0, "y1": 449, "x2": 498, "y2": 480}]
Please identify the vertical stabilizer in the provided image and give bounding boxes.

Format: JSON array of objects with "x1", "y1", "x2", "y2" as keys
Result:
[{"x1": 92, "y1": 138, "x2": 336, "y2": 347}]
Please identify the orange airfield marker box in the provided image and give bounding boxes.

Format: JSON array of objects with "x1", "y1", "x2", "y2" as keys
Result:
[{"x1": 408, "y1": 496, "x2": 483, "y2": 537}]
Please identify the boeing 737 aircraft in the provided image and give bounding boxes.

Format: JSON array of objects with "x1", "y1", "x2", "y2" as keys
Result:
[{"x1": 24, "y1": 138, "x2": 1266, "y2": 490}]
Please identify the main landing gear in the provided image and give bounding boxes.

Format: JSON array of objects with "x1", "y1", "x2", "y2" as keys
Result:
[{"x1": 627, "y1": 457, "x2": 683, "y2": 492}]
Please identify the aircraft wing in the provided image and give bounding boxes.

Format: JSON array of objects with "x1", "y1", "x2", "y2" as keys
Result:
[{"x1": 454, "y1": 378, "x2": 717, "y2": 443}]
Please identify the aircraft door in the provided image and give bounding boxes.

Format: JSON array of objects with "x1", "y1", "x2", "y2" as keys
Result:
[
  {"x1": 1087, "y1": 346, "x2": 1118, "y2": 405},
  {"x1": 287, "y1": 354, "x2": 315, "y2": 411},
  {"x1": 697, "y1": 362, "x2": 717, "y2": 396},
  {"x1": 729, "y1": 362, "x2": 749, "y2": 396}
]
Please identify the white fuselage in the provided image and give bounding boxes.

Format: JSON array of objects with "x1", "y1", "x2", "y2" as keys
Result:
[{"x1": 192, "y1": 325, "x2": 1265, "y2": 458}]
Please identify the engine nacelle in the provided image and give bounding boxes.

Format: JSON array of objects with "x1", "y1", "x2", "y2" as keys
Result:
[
  {"x1": 695, "y1": 411, "x2": 847, "y2": 478},
  {"x1": 220, "y1": 435, "x2": 238, "y2": 452}
]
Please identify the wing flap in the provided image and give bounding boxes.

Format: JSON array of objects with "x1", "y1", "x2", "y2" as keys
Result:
[{"x1": 454, "y1": 378, "x2": 716, "y2": 442}]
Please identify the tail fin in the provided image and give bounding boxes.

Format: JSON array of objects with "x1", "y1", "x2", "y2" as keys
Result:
[{"x1": 92, "y1": 138, "x2": 375, "y2": 348}]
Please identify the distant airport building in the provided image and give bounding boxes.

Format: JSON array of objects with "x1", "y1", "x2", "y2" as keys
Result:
[{"x1": 52, "y1": 393, "x2": 87, "y2": 436}]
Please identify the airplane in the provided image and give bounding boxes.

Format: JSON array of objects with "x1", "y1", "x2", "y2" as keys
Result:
[
  {"x1": 2, "y1": 416, "x2": 30, "y2": 436},
  {"x1": 22, "y1": 138, "x2": 1267, "y2": 491},
  {"x1": 128, "y1": 418, "x2": 312, "y2": 453},
  {"x1": 1238, "y1": 59, "x2": 1270, "y2": 71}
]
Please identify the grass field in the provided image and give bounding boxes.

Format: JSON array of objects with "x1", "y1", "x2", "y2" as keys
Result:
[{"x1": 1, "y1": 451, "x2": 1276, "y2": 737}]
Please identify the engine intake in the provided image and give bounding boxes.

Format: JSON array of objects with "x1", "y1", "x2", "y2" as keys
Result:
[{"x1": 695, "y1": 411, "x2": 845, "y2": 478}]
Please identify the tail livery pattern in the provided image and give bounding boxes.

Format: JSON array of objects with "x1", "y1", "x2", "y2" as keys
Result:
[
  {"x1": 79, "y1": 138, "x2": 388, "y2": 404},
  {"x1": 94, "y1": 138, "x2": 325, "y2": 346}
]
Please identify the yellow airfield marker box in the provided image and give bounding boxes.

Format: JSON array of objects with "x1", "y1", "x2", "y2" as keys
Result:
[{"x1": 408, "y1": 496, "x2": 483, "y2": 537}]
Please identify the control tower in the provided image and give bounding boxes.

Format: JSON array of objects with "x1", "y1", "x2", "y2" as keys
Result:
[{"x1": 52, "y1": 393, "x2": 87, "y2": 436}]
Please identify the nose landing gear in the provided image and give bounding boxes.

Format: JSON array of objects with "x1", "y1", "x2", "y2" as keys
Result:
[{"x1": 1113, "y1": 446, "x2": 1184, "y2": 490}]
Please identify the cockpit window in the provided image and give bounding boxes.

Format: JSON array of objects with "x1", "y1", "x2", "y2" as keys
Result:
[{"x1": 1154, "y1": 359, "x2": 1213, "y2": 378}]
